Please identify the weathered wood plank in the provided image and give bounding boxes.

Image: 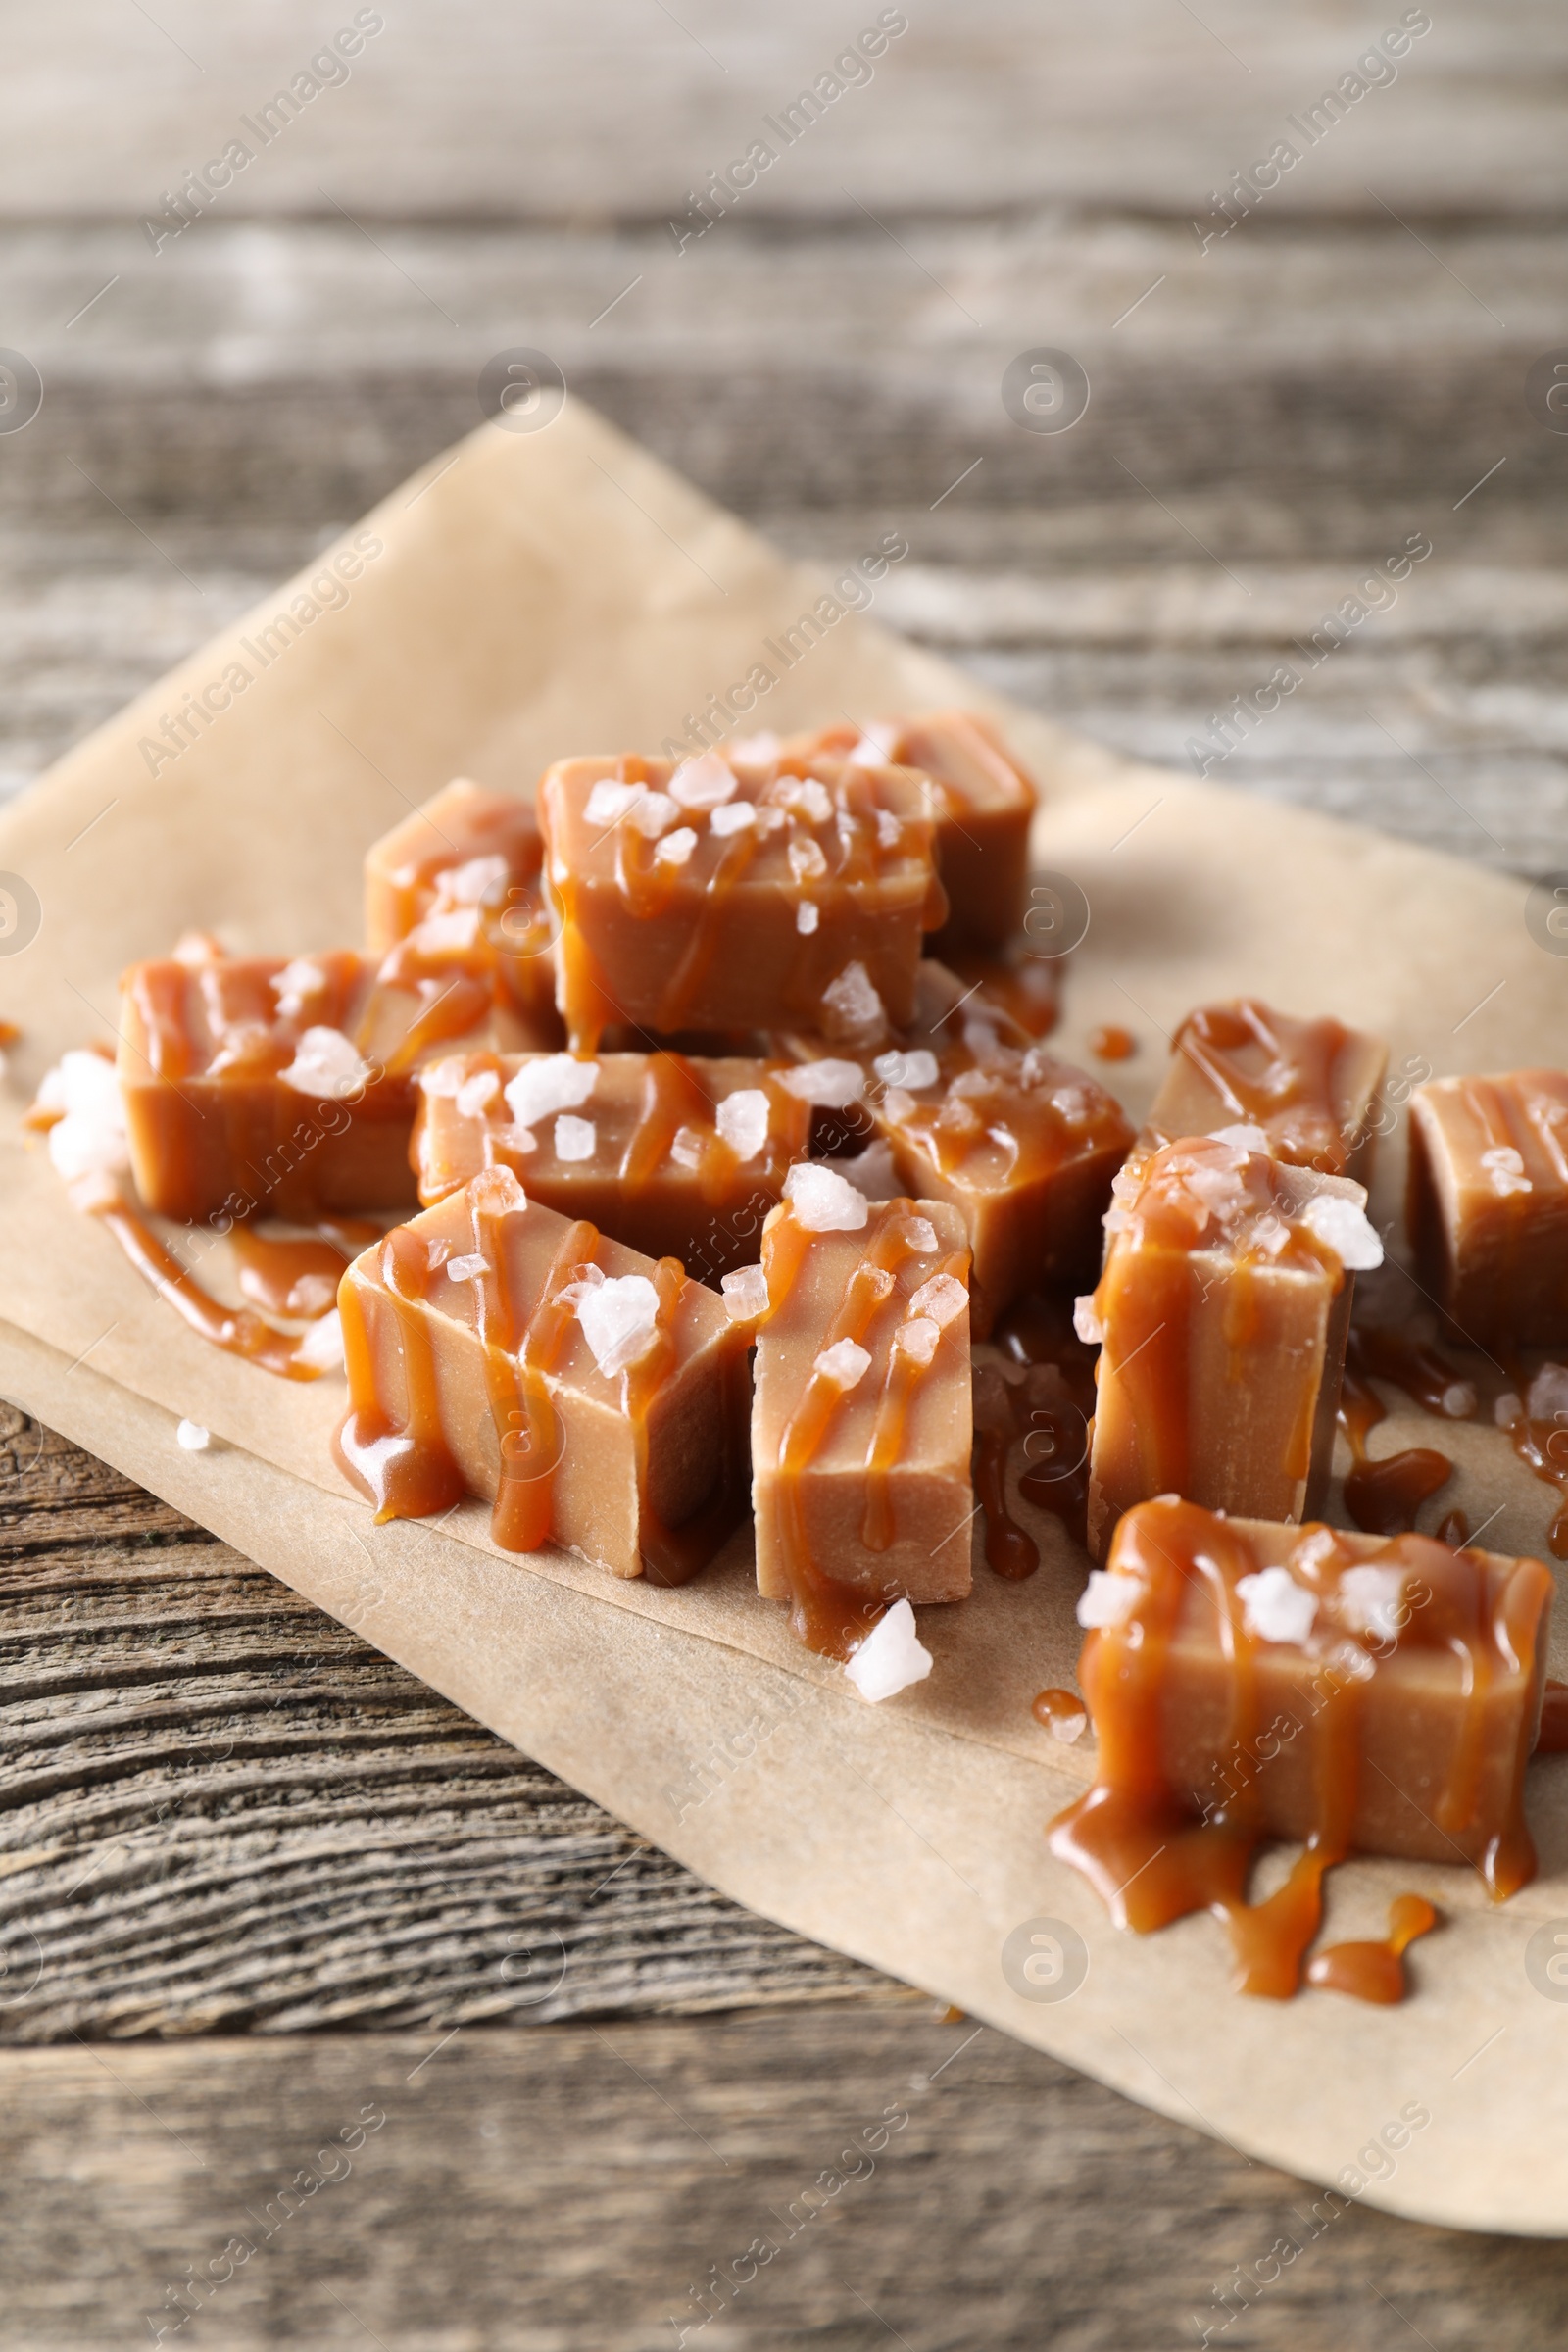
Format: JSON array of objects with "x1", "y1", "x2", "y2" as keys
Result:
[
  {"x1": 2, "y1": 2013, "x2": 1566, "y2": 2350},
  {"x1": 0, "y1": 1407, "x2": 900, "y2": 2038}
]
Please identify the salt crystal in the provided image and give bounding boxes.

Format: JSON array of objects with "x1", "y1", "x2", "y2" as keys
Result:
[
  {"x1": 710, "y1": 800, "x2": 758, "y2": 838},
  {"x1": 716, "y1": 1088, "x2": 770, "y2": 1163},
  {"x1": 426, "y1": 1237, "x2": 453, "y2": 1271},
  {"x1": 175, "y1": 1419, "x2": 211, "y2": 1451},
  {"x1": 729, "y1": 731, "x2": 780, "y2": 765},
  {"x1": 566, "y1": 1271, "x2": 662, "y2": 1377},
  {"x1": 1441, "y1": 1381, "x2": 1478, "y2": 1419},
  {"x1": 875, "y1": 808, "x2": 903, "y2": 850},
  {"x1": 894, "y1": 1315, "x2": 941, "y2": 1366},
  {"x1": 412, "y1": 906, "x2": 484, "y2": 954},
  {"x1": 669, "y1": 1124, "x2": 705, "y2": 1170},
  {"x1": 455, "y1": 1069, "x2": 501, "y2": 1119},
  {"x1": 467, "y1": 1165, "x2": 528, "y2": 1217},
  {"x1": 880, "y1": 1086, "x2": 916, "y2": 1126},
  {"x1": 441, "y1": 853, "x2": 510, "y2": 906},
  {"x1": 1481, "y1": 1145, "x2": 1532, "y2": 1198},
  {"x1": 909, "y1": 1272, "x2": 967, "y2": 1328},
  {"x1": 789, "y1": 835, "x2": 828, "y2": 883},
  {"x1": 1299, "y1": 1192, "x2": 1384, "y2": 1271},
  {"x1": 845, "y1": 1598, "x2": 933, "y2": 1703},
  {"x1": 1073, "y1": 1295, "x2": 1104, "y2": 1346},
  {"x1": 554, "y1": 1114, "x2": 597, "y2": 1162},
  {"x1": 780, "y1": 777, "x2": 834, "y2": 827},
  {"x1": 838, "y1": 1140, "x2": 899, "y2": 1201},
  {"x1": 669, "y1": 750, "x2": 738, "y2": 810},
  {"x1": 851, "y1": 721, "x2": 899, "y2": 764},
  {"x1": 419, "y1": 1057, "x2": 468, "y2": 1099},
  {"x1": 1336, "y1": 1564, "x2": 1408, "y2": 1643},
  {"x1": 1495, "y1": 1392, "x2": 1522, "y2": 1427},
  {"x1": 655, "y1": 826, "x2": 699, "y2": 868},
  {"x1": 293, "y1": 1309, "x2": 346, "y2": 1373},
  {"x1": 721, "y1": 1263, "x2": 769, "y2": 1323},
  {"x1": 896, "y1": 1215, "x2": 939, "y2": 1254},
  {"x1": 42, "y1": 1050, "x2": 130, "y2": 1183},
  {"x1": 446, "y1": 1252, "x2": 489, "y2": 1282},
  {"x1": 584, "y1": 779, "x2": 646, "y2": 828},
  {"x1": 776, "y1": 1059, "x2": 864, "y2": 1107},
  {"x1": 279, "y1": 1026, "x2": 374, "y2": 1100},
  {"x1": 623, "y1": 790, "x2": 681, "y2": 839},
  {"x1": 814, "y1": 1337, "x2": 872, "y2": 1390},
  {"x1": 873, "y1": 1048, "x2": 939, "y2": 1092},
  {"x1": 783, "y1": 1162, "x2": 870, "y2": 1232},
  {"x1": 1527, "y1": 1363, "x2": 1568, "y2": 1423},
  {"x1": 1077, "y1": 1571, "x2": 1141, "y2": 1630},
  {"x1": 1208, "y1": 1123, "x2": 1271, "y2": 1153},
  {"x1": 271, "y1": 958, "x2": 327, "y2": 1015},
  {"x1": 796, "y1": 900, "x2": 819, "y2": 935},
  {"x1": 505, "y1": 1055, "x2": 599, "y2": 1132},
  {"x1": 820, "y1": 961, "x2": 886, "y2": 1045},
  {"x1": 1236, "y1": 1565, "x2": 1318, "y2": 1647}
]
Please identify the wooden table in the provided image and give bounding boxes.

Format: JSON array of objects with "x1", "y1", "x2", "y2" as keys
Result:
[{"x1": 5, "y1": 6, "x2": 1568, "y2": 2341}]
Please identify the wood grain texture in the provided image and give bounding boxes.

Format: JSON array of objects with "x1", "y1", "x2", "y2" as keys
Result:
[
  {"x1": 4, "y1": 2013, "x2": 1568, "y2": 2351},
  {"x1": 0, "y1": 1405, "x2": 899, "y2": 2038}
]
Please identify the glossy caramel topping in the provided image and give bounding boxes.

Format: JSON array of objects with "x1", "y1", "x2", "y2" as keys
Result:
[
  {"x1": 84, "y1": 1194, "x2": 332, "y2": 1382},
  {"x1": 229, "y1": 1228, "x2": 356, "y2": 1319},
  {"x1": 1031, "y1": 1687, "x2": 1088, "y2": 1741},
  {"x1": 881, "y1": 1042, "x2": 1131, "y2": 1195},
  {"x1": 1090, "y1": 1024, "x2": 1136, "y2": 1062},
  {"x1": 1305, "y1": 1895, "x2": 1440, "y2": 2004},
  {"x1": 1049, "y1": 1499, "x2": 1548, "y2": 2000},
  {"x1": 1166, "y1": 1000, "x2": 1371, "y2": 1174}
]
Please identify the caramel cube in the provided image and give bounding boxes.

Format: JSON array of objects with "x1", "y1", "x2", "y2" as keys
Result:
[
  {"x1": 1144, "y1": 999, "x2": 1388, "y2": 1186},
  {"x1": 748, "y1": 1172, "x2": 974, "y2": 1652},
  {"x1": 538, "y1": 751, "x2": 944, "y2": 1052},
  {"x1": 783, "y1": 710, "x2": 1038, "y2": 946},
  {"x1": 364, "y1": 777, "x2": 561, "y2": 1043},
  {"x1": 118, "y1": 945, "x2": 547, "y2": 1224},
  {"x1": 1056, "y1": 1499, "x2": 1551, "y2": 1913},
  {"x1": 1408, "y1": 1071, "x2": 1568, "y2": 1348},
  {"x1": 1083, "y1": 1135, "x2": 1378, "y2": 1559},
  {"x1": 412, "y1": 1049, "x2": 815, "y2": 1282},
  {"x1": 335, "y1": 1166, "x2": 751, "y2": 1581}
]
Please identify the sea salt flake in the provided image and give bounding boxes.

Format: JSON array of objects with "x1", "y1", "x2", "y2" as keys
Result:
[
  {"x1": 566, "y1": 1272, "x2": 662, "y2": 1377},
  {"x1": 873, "y1": 1048, "x2": 939, "y2": 1092},
  {"x1": 271, "y1": 957, "x2": 327, "y2": 1015},
  {"x1": 820, "y1": 961, "x2": 885, "y2": 1046},
  {"x1": 655, "y1": 825, "x2": 699, "y2": 868},
  {"x1": 789, "y1": 835, "x2": 828, "y2": 883},
  {"x1": 1337, "y1": 1564, "x2": 1408, "y2": 1643},
  {"x1": 412, "y1": 906, "x2": 483, "y2": 953},
  {"x1": 796, "y1": 899, "x2": 820, "y2": 934},
  {"x1": 783, "y1": 1161, "x2": 870, "y2": 1232},
  {"x1": 584, "y1": 779, "x2": 647, "y2": 828},
  {"x1": 175, "y1": 1419, "x2": 211, "y2": 1451},
  {"x1": 426, "y1": 1237, "x2": 453, "y2": 1271},
  {"x1": 39, "y1": 1052, "x2": 130, "y2": 1183},
  {"x1": 294, "y1": 1309, "x2": 345, "y2": 1373},
  {"x1": 851, "y1": 721, "x2": 900, "y2": 765},
  {"x1": 729, "y1": 731, "x2": 780, "y2": 765},
  {"x1": 669, "y1": 1124, "x2": 706, "y2": 1171},
  {"x1": 1495, "y1": 1391, "x2": 1523, "y2": 1428},
  {"x1": 623, "y1": 790, "x2": 681, "y2": 839},
  {"x1": 881, "y1": 1087, "x2": 916, "y2": 1126},
  {"x1": 1527, "y1": 1364, "x2": 1568, "y2": 1422},
  {"x1": 1073, "y1": 1295, "x2": 1104, "y2": 1346},
  {"x1": 468, "y1": 1165, "x2": 528, "y2": 1217},
  {"x1": 446, "y1": 1252, "x2": 489, "y2": 1282},
  {"x1": 279, "y1": 1026, "x2": 373, "y2": 1100},
  {"x1": 1481, "y1": 1145, "x2": 1532, "y2": 1198},
  {"x1": 875, "y1": 808, "x2": 903, "y2": 849},
  {"x1": 1236, "y1": 1565, "x2": 1318, "y2": 1647},
  {"x1": 504, "y1": 1055, "x2": 599, "y2": 1132},
  {"x1": 894, "y1": 1315, "x2": 941, "y2": 1366},
  {"x1": 668, "y1": 750, "x2": 737, "y2": 810},
  {"x1": 441, "y1": 853, "x2": 510, "y2": 906},
  {"x1": 1208, "y1": 1123, "x2": 1271, "y2": 1153},
  {"x1": 1299, "y1": 1192, "x2": 1384, "y2": 1270},
  {"x1": 720, "y1": 1263, "x2": 769, "y2": 1323},
  {"x1": 716, "y1": 1088, "x2": 770, "y2": 1163},
  {"x1": 419, "y1": 1057, "x2": 468, "y2": 1099},
  {"x1": 710, "y1": 800, "x2": 758, "y2": 838},
  {"x1": 776, "y1": 1058, "x2": 864, "y2": 1107},
  {"x1": 455, "y1": 1069, "x2": 501, "y2": 1119},
  {"x1": 814, "y1": 1337, "x2": 872, "y2": 1390},
  {"x1": 897, "y1": 1216, "x2": 939, "y2": 1255},
  {"x1": 909, "y1": 1272, "x2": 967, "y2": 1327},
  {"x1": 1077, "y1": 1572, "x2": 1141, "y2": 1630},
  {"x1": 554, "y1": 1114, "x2": 597, "y2": 1162},
  {"x1": 845, "y1": 1598, "x2": 933, "y2": 1703},
  {"x1": 780, "y1": 777, "x2": 833, "y2": 827}
]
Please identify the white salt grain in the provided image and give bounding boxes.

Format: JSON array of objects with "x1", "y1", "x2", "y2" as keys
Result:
[
  {"x1": 1299, "y1": 1192, "x2": 1385, "y2": 1271},
  {"x1": 504, "y1": 1055, "x2": 599, "y2": 1133},
  {"x1": 720, "y1": 1263, "x2": 769, "y2": 1323},
  {"x1": 716, "y1": 1089, "x2": 770, "y2": 1164},
  {"x1": 554, "y1": 1115, "x2": 597, "y2": 1162},
  {"x1": 175, "y1": 1419, "x2": 210, "y2": 1451},
  {"x1": 455, "y1": 1069, "x2": 501, "y2": 1119},
  {"x1": 845, "y1": 1599, "x2": 933, "y2": 1703},
  {"x1": 1073, "y1": 1295, "x2": 1104, "y2": 1346},
  {"x1": 1236, "y1": 1565, "x2": 1319, "y2": 1647},
  {"x1": 669, "y1": 750, "x2": 738, "y2": 810},
  {"x1": 796, "y1": 900, "x2": 820, "y2": 935},
  {"x1": 446, "y1": 1252, "x2": 490, "y2": 1282},
  {"x1": 776, "y1": 1059, "x2": 865, "y2": 1107},
  {"x1": 908, "y1": 1272, "x2": 967, "y2": 1328},
  {"x1": 294, "y1": 1309, "x2": 346, "y2": 1374},
  {"x1": 623, "y1": 790, "x2": 681, "y2": 839},
  {"x1": 873, "y1": 1048, "x2": 939, "y2": 1092},
  {"x1": 783, "y1": 1162, "x2": 870, "y2": 1232},
  {"x1": 566, "y1": 1272, "x2": 662, "y2": 1377},
  {"x1": 584, "y1": 779, "x2": 647, "y2": 828},
  {"x1": 894, "y1": 1315, "x2": 941, "y2": 1366},
  {"x1": 279, "y1": 1026, "x2": 374, "y2": 1100},
  {"x1": 814, "y1": 1337, "x2": 872, "y2": 1390},
  {"x1": 654, "y1": 826, "x2": 699, "y2": 867},
  {"x1": 820, "y1": 961, "x2": 885, "y2": 1044},
  {"x1": 710, "y1": 800, "x2": 758, "y2": 838},
  {"x1": 1077, "y1": 1571, "x2": 1141, "y2": 1630}
]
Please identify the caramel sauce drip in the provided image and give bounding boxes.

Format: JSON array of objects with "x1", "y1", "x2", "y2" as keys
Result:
[
  {"x1": 1305, "y1": 1895, "x2": 1440, "y2": 2004},
  {"x1": 629, "y1": 1255, "x2": 747, "y2": 1586},
  {"x1": 1170, "y1": 1000, "x2": 1363, "y2": 1174},
  {"x1": 616, "y1": 1051, "x2": 760, "y2": 1210},
  {"x1": 761, "y1": 1200, "x2": 948, "y2": 1656},
  {"x1": 1537, "y1": 1679, "x2": 1568, "y2": 1753},
  {"x1": 1031, "y1": 1687, "x2": 1088, "y2": 1740},
  {"x1": 862, "y1": 1249, "x2": 970, "y2": 1552},
  {"x1": 1090, "y1": 1023, "x2": 1136, "y2": 1062},
  {"x1": 335, "y1": 1228, "x2": 469, "y2": 1518},
  {"x1": 88, "y1": 1196, "x2": 328, "y2": 1382},
  {"x1": 1505, "y1": 1401, "x2": 1568, "y2": 1560},
  {"x1": 1337, "y1": 1328, "x2": 1471, "y2": 1536},
  {"x1": 228, "y1": 1229, "x2": 354, "y2": 1319},
  {"x1": 1048, "y1": 1499, "x2": 1543, "y2": 2002},
  {"x1": 896, "y1": 1046, "x2": 1129, "y2": 1194},
  {"x1": 473, "y1": 1211, "x2": 597, "y2": 1555}
]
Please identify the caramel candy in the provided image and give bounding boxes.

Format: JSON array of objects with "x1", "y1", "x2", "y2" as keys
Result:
[
  {"x1": 1407, "y1": 1070, "x2": 1568, "y2": 1347},
  {"x1": 1082, "y1": 1135, "x2": 1381, "y2": 1559},
  {"x1": 1052, "y1": 1501, "x2": 1551, "y2": 1958},
  {"x1": 118, "y1": 945, "x2": 547, "y2": 1223},
  {"x1": 335, "y1": 1166, "x2": 751, "y2": 1581},
  {"x1": 1143, "y1": 999, "x2": 1388, "y2": 1185},
  {"x1": 363, "y1": 777, "x2": 562, "y2": 1043},
  {"x1": 539, "y1": 750, "x2": 945, "y2": 1053},
  {"x1": 746, "y1": 1170, "x2": 974, "y2": 1654},
  {"x1": 783, "y1": 710, "x2": 1037, "y2": 946},
  {"x1": 412, "y1": 1049, "x2": 815, "y2": 1282}
]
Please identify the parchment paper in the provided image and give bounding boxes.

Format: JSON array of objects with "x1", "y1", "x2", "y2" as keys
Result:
[{"x1": 3, "y1": 400, "x2": 1568, "y2": 2234}]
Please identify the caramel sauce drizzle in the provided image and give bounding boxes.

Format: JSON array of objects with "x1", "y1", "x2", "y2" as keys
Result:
[
  {"x1": 1048, "y1": 1499, "x2": 1544, "y2": 2002},
  {"x1": 1032, "y1": 1687, "x2": 1088, "y2": 1740},
  {"x1": 1505, "y1": 1409, "x2": 1568, "y2": 1560},
  {"x1": 862, "y1": 1248, "x2": 970, "y2": 1552},
  {"x1": 1090, "y1": 1023, "x2": 1136, "y2": 1062},
  {"x1": 1168, "y1": 1001, "x2": 1364, "y2": 1173},
  {"x1": 86, "y1": 1195, "x2": 329, "y2": 1381},
  {"x1": 229, "y1": 1228, "x2": 357, "y2": 1319},
  {"x1": 893, "y1": 1047, "x2": 1129, "y2": 1194},
  {"x1": 760, "y1": 1199, "x2": 954, "y2": 1656},
  {"x1": 1305, "y1": 1895, "x2": 1440, "y2": 2004},
  {"x1": 1338, "y1": 1357, "x2": 1454, "y2": 1537}
]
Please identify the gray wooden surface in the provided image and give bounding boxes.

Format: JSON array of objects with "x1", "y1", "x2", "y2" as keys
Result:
[{"x1": 4, "y1": 4, "x2": 1568, "y2": 2342}]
